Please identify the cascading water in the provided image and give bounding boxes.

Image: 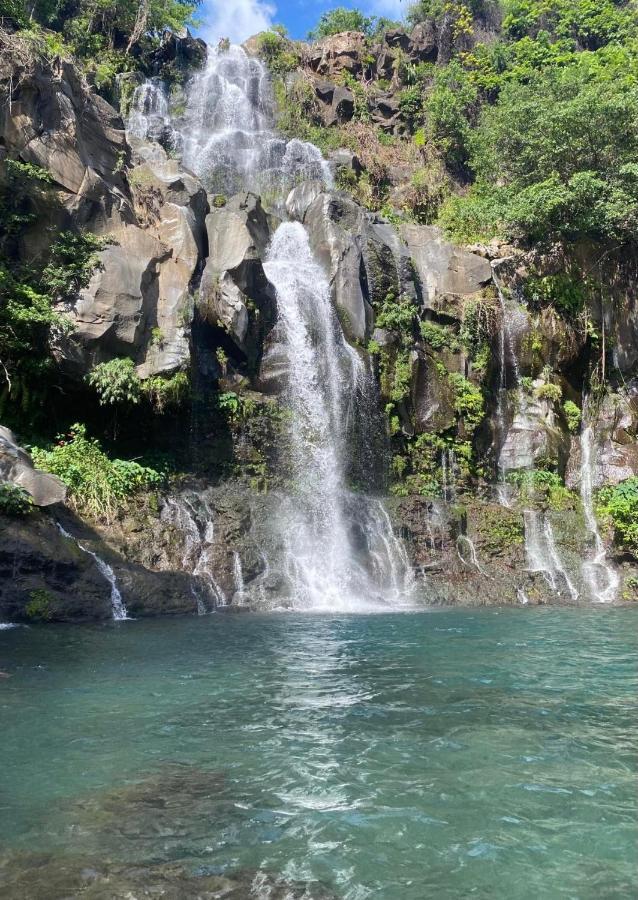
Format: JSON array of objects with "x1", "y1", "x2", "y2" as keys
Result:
[
  {"x1": 160, "y1": 495, "x2": 227, "y2": 612},
  {"x1": 181, "y1": 45, "x2": 331, "y2": 196},
  {"x1": 579, "y1": 402, "x2": 619, "y2": 603},
  {"x1": 263, "y1": 223, "x2": 414, "y2": 611},
  {"x1": 126, "y1": 78, "x2": 178, "y2": 163},
  {"x1": 56, "y1": 523, "x2": 128, "y2": 621}
]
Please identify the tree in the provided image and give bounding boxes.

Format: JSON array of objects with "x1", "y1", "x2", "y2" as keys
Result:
[
  {"x1": 309, "y1": 7, "x2": 375, "y2": 40},
  {"x1": 464, "y1": 64, "x2": 638, "y2": 242}
]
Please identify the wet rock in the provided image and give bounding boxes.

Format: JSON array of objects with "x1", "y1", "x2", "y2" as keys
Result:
[
  {"x1": 363, "y1": 221, "x2": 418, "y2": 308},
  {"x1": 303, "y1": 191, "x2": 373, "y2": 342},
  {"x1": 411, "y1": 353, "x2": 458, "y2": 433},
  {"x1": 499, "y1": 392, "x2": 570, "y2": 475},
  {"x1": 200, "y1": 192, "x2": 276, "y2": 360},
  {"x1": 286, "y1": 180, "x2": 325, "y2": 223},
  {"x1": 0, "y1": 511, "x2": 112, "y2": 622},
  {"x1": 566, "y1": 384, "x2": 638, "y2": 489}
]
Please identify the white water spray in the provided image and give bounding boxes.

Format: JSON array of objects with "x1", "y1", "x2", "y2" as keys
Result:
[{"x1": 56, "y1": 522, "x2": 128, "y2": 621}]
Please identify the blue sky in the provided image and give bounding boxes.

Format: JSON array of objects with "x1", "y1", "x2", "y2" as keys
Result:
[{"x1": 198, "y1": 1, "x2": 407, "y2": 45}]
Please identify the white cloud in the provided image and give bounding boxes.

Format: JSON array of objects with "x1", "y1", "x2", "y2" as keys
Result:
[
  {"x1": 370, "y1": 0, "x2": 408, "y2": 18},
  {"x1": 200, "y1": 0, "x2": 276, "y2": 45}
]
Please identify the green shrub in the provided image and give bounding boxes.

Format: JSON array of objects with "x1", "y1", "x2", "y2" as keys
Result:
[
  {"x1": 31, "y1": 424, "x2": 163, "y2": 520},
  {"x1": 524, "y1": 273, "x2": 586, "y2": 316},
  {"x1": 257, "y1": 31, "x2": 299, "y2": 75},
  {"x1": 535, "y1": 382, "x2": 563, "y2": 403},
  {"x1": 563, "y1": 400, "x2": 582, "y2": 434},
  {"x1": 0, "y1": 482, "x2": 32, "y2": 516},
  {"x1": 375, "y1": 292, "x2": 416, "y2": 335},
  {"x1": 309, "y1": 7, "x2": 375, "y2": 39},
  {"x1": 87, "y1": 358, "x2": 141, "y2": 406},
  {"x1": 509, "y1": 469, "x2": 575, "y2": 510},
  {"x1": 598, "y1": 478, "x2": 638, "y2": 559},
  {"x1": 419, "y1": 320, "x2": 455, "y2": 350},
  {"x1": 449, "y1": 373, "x2": 485, "y2": 432},
  {"x1": 141, "y1": 372, "x2": 190, "y2": 412}
]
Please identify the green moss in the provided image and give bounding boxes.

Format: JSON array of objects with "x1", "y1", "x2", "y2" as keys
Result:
[
  {"x1": 476, "y1": 506, "x2": 525, "y2": 554},
  {"x1": 25, "y1": 589, "x2": 54, "y2": 622}
]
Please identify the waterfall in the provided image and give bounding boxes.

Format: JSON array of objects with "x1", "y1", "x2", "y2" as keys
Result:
[
  {"x1": 263, "y1": 223, "x2": 414, "y2": 611},
  {"x1": 456, "y1": 534, "x2": 488, "y2": 577},
  {"x1": 232, "y1": 551, "x2": 247, "y2": 605},
  {"x1": 579, "y1": 405, "x2": 619, "y2": 603},
  {"x1": 523, "y1": 510, "x2": 579, "y2": 601},
  {"x1": 127, "y1": 79, "x2": 176, "y2": 146},
  {"x1": 56, "y1": 523, "x2": 129, "y2": 621},
  {"x1": 161, "y1": 495, "x2": 227, "y2": 612},
  {"x1": 493, "y1": 270, "x2": 581, "y2": 602},
  {"x1": 181, "y1": 44, "x2": 331, "y2": 196}
]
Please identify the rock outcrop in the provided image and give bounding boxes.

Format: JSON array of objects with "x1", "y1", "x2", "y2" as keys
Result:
[{"x1": 0, "y1": 427, "x2": 66, "y2": 506}]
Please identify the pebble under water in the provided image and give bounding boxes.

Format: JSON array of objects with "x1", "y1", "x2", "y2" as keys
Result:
[{"x1": 0, "y1": 608, "x2": 636, "y2": 898}]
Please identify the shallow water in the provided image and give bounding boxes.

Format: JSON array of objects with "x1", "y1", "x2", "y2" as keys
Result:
[{"x1": 0, "y1": 608, "x2": 636, "y2": 898}]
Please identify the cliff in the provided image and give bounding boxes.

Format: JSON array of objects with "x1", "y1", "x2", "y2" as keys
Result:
[{"x1": 0, "y1": 12, "x2": 637, "y2": 621}]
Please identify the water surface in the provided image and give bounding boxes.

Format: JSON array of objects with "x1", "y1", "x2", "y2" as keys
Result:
[{"x1": 0, "y1": 608, "x2": 636, "y2": 898}]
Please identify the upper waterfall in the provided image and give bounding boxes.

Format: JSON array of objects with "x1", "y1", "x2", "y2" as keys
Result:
[{"x1": 181, "y1": 45, "x2": 331, "y2": 196}]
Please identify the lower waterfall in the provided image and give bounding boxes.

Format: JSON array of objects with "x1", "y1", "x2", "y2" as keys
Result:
[{"x1": 263, "y1": 222, "x2": 414, "y2": 611}]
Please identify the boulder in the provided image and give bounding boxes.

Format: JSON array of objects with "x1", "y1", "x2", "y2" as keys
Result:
[
  {"x1": 61, "y1": 223, "x2": 168, "y2": 366},
  {"x1": 408, "y1": 23, "x2": 439, "y2": 62},
  {"x1": 286, "y1": 180, "x2": 325, "y2": 223},
  {"x1": 0, "y1": 427, "x2": 66, "y2": 506},
  {"x1": 327, "y1": 148, "x2": 363, "y2": 178},
  {"x1": 199, "y1": 193, "x2": 275, "y2": 358},
  {"x1": 401, "y1": 224, "x2": 493, "y2": 317}
]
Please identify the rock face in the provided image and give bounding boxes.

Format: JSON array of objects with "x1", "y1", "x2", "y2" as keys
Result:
[
  {"x1": 307, "y1": 32, "x2": 368, "y2": 77},
  {"x1": 1, "y1": 42, "x2": 209, "y2": 379},
  {"x1": 65, "y1": 151, "x2": 208, "y2": 378},
  {"x1": 0, "y1": 427, "x2": 66, "y2": 506}
]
